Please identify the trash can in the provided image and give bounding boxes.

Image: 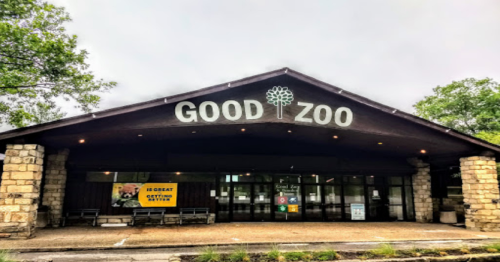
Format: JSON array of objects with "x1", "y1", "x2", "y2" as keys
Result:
[{"x1": 439, "y1": 205, "x2": 457, "y2": 224}]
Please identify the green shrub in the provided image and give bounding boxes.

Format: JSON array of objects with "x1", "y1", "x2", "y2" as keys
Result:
[
  {"x1": 314, "y1": 249, "x2": 338, "y2": 261},
  {"x1": 229, "y1": 245, "x2": 249, "y2": 262},
  {"x1": 484, "y1": 243, "x2": 500, "y2": 252},
  {"x1": 370, "y1": 243, "x2": 397, "y2": 258},
  {"x1": 283, "y1": 252, "x2": 306, "y2": 261},
  {"x1": 196, "y1": 246, "x2": 220, "y2": 262},
  {"x1": 0, "y1": 250, "x2": 16, "y2": 262},
  {"x1": 267, "y1": 244, "x2": 281, "y2": 260}
]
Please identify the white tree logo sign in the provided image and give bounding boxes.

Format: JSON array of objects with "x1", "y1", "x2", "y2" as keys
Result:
[{"x1": 266, "y1": 86, "x2": 294, "y2": 119}]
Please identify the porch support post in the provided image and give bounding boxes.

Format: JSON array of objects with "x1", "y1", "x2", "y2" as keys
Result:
[
  {"x1": 460, "y1": 155, "x2": 499, "y2": 231},
  {"x1": 409, "y1": 158, "x2": 433, "y2": 223},
  {"x1": 42, "y1": 149, "x2": 69, "y2": 227},
  {"x1": 0, "y1": 144, "x2": 44, "y2": 239}
]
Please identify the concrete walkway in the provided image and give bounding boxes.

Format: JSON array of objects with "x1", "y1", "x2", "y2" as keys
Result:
[{"x1": 2, "y1": 222, "x2": 500, "y2": 252}]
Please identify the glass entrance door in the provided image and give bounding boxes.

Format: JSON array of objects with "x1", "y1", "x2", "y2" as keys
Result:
[
  {"x1": 253, "y1": 184, "x2": 272, "y2": 221},
  {"x1": 232, "y1": 183, "x2": 272, "y2": 221},
  {"x1": 232, "y1": 184, "x2": 252, "y2": 221},
  {"x1": 366, "y1": 176, "x2": 405, "y2": 221},
  {"x1": 304, "y1": 184, "x2": 323, "y2": 221}
]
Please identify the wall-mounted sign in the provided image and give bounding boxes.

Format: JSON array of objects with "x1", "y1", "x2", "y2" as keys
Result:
[
  {"x1": 288, "y1": 205, "x2": 299, "y2": 213},
  {"x1": 111, "y1": 183, "x2": 178, "y2": 208},
  {"x1": 138, "y1": 183, "x2": 177, "y2": 207},
  {"x1": 351, "y1": 203, "x2": 365, "y2": 220},
  {"x1": 174, "y1": 86, "x2": 353, "y2": 127}
]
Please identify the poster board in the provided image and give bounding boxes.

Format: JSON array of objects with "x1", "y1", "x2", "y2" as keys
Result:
[
  {"x1": 351, "y1": 203, "x2": 365, "y2": 220},
  {"x1": 111, "y1": 183, "x2": 178, "y2": 208}
]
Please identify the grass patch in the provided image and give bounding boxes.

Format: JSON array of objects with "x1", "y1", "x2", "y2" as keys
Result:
[
  {"x1": 313, "y1": 249, "x2": 338, "y2": 261},
  {"x1": 196, "y1": 246, "x2": 221, "y2": 262},
  {"x1": 229, "y1": 245, "x2": 250, "y2": 262},
  {"x1": 267, "y1": 244, "x2": 285, "y2": 261},
  {"x1": 484, "y1": 243, "x2": 500, "y2": 253},
  {"x1": 369, "y1": 243, "x2": 397, "y2": 258},
  {"x1": 283, "y1": 251, "x2": 306, "y2": 261},
  {"x1": 0, "y1": 250, "x2": 16, "y2": 262}
]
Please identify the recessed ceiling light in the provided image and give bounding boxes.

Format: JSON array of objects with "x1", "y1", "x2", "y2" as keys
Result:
[
  {"x1": 176, "y1": 172, "x2": 181, "y2": 175},
  {"x1": 104, "y1": 171, "x2": 110, "y2": 175},
  {"x1": 312, "y1": 174, "x2": 316, "y2": 177},
  {"x1": 288, "y1": 130, "x2": 292, "y2": 133},
  {"x1": 79, "y1": 139, "x2": 85, "y2": 144},
  {"x1": 246, "y1": 173, "x2": 250, "y2": 176},
  {"x1": 333, "y1": 136, "x2": 338, "y2": 139},
  {"x1": 138, "y1": 134, "x2": 143, "y2": 137},
  {"x1": 192, "y1": 131, "x2": 196, "y2": 134},
  {"x1": 378, "y1": 142, "x2": 383, "y2": 145},
  {"x1": 420, "y1": 149, "x2": 427, "y2": 154},
  {"x1": 241, "y1": 128, "x2": 246, "y2": 132}
]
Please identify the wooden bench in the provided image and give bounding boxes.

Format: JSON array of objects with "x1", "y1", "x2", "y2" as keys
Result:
[
  {"x1": 179, "y1": 208, "x2": 210, "y2": 225},
  {"x1": 62, "y1": 209, "x2": 100, "y2": 227},
  {"x1": 131, "y1": 208, "x2": 166, "y2": 226}
]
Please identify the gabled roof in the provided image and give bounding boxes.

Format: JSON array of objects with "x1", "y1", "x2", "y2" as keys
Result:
[{"x1": 0, "y1": 67, "x2": 499, "y2": 153}]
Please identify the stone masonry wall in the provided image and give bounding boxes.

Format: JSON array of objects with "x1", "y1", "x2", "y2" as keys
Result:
[
  {"x1": 0, "y1": 144, "x2": 44, "y2": 238},
  {"x1": 410, "y1": 158, "x2": 433, "y2": 223},
  {"x1": 460, "y1": 156, "x2": 499, "y2": 231},
  {"x1": 42, "y1": 149, "x2": 69, "y2": 227}
]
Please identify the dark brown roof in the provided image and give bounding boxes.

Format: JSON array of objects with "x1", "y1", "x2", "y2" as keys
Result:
[{"x1": 0, "y1": 67, "x2": 499, "y2": 153}]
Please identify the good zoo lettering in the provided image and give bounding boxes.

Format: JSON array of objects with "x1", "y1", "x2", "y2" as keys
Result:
[{"x1": 175, "y1": 100, "x2": 353, "y2": 127}]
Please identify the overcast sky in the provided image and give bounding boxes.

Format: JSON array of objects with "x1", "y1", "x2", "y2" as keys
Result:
[{"x1": 48, "y1": 0, "x2": 500, "y2": 118}]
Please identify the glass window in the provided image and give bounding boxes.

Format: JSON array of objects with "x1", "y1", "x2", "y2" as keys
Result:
[
  {"x1": 324, "y1": 175, "x2": 341, "y2": 184},
  {"x1": 254, "y1": 173, "x2": 272, "y2": 183},
  {"x1": 86, "y1": 172, "x2": 150, "y2": 182},
  {"x1": 366, "y1": 175, "x2": 384, "y2": 185},
  {"x1": 405, "y1": 186, "x2": 415, "y2": 220},
  {"x1": 404, "y1": 176, "x2": 411, "y2": 186},
  {"x1": 86, "y1": 172, "x2": 114, "y2": 182},
  {"x1": 343, "y1": 175, "x2": 363, "y2": 185},
  {"x1": 302, "y1": 174, "x2": 323, "y2": 183},
  {"x1": 275, "y1": 174, "x2": 301, "y2": 184},
  {"x1": 232, "y1": 172, "x2": 254, "y2": 183},
  {"x1": 220, "y1": 173, "x2": 231, "y2": 183},
  {"x1": 388, "y1": 176, "x2": 403, "y2": 185}
]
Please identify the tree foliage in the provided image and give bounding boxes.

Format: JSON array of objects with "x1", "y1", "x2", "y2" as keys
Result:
[
  {"x1": 414, "y1": 78, "x2": 500, "y2": 136},
  {"x1": 0, "y1": 0, "x2": 116, "y2": 128}
]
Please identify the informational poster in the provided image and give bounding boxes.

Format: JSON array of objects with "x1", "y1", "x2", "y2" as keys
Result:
[
  {"x1": 112, "y1": 183, "x2": 144, "y2": 208},
  {"x1": 111, "y1": 183, "x2": 178, "y2": 208},
  {"x1": 351, "y1": 203, "x2": 365, "y2": 220}
]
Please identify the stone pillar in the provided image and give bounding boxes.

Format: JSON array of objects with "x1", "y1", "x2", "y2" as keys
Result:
[
  {"x1": 460, "y1": 156, "x2": 499, "y2": 231},
  {"x1": 0, "y1": 144, "x2": 44, "y2": 238},
  {"x1": 42, "y1": 149, "x2": 69, "y2": 227},
  {"x1": 409, "y1": 158, "x2": 433, "y2": 222}
]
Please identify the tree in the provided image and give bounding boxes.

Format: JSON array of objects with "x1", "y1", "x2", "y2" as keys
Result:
[
  {"x1": 415, "y1": 78, "x2": 500, "y2": 177},
  {"x1": 414, "y1": 78, "x2": 500, "y2": 135},
  {"x1": 0, "y1": 0, "x2": 116, "y2": 128}
]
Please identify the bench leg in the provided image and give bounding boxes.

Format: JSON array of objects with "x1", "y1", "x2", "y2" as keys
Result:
[
  {"x1": 93, "y1": 217, "x2": 97, "y2": 227},
  {"x1": 180, "y1": 217, "x2": 182, "y2": 225},
  {"x1": 206, "y1": 215, "x2": 209, "y2": 225},
  {"x1": 131, "y1": 217, "x2": 135, "y2": 226},
  {"x1": 62, "y1": 217, "x2": 66, "y2": 227}
]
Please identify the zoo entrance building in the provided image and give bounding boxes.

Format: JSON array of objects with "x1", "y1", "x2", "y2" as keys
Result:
[{"x1": 0, "y1": 68, "x2": 499, "y2": 239}]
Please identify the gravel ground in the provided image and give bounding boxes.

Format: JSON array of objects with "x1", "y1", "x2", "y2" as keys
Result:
[{"x1": 2, "y1": 222, "x2": 500, "y2": 251}]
